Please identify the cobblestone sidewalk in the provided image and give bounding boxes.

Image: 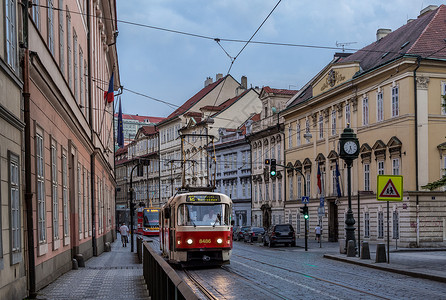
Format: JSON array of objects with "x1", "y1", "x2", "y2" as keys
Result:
[{"x1": 36, "y1": 235, "x2": 149, "y2": 300}]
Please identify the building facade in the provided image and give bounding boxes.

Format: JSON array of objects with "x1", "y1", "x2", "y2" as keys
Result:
[
  {"x1": 247, "y1": 87, "x2": 298, "y2": 229},
  {"x1": 213, "y1": 128, "x2": 252, "y2": 227},
  {"x1": 114, "y1": 113, "x2": 164, "y2": 147},
  {"x1": 15, "y1": 0, "x2": 120, "y2": 296},
  {"x1": 282, "y1": 5, "x2": 446, "y2": 248},
  {"x1": 0, "y1": 0, "x2": 27, "y2": 298}
]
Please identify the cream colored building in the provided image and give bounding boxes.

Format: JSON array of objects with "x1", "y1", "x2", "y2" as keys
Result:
[{"x1": 282, "y1": 5, "x2": 446, "y2": 248}]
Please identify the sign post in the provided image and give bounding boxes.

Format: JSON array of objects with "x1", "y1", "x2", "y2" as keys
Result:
[{"x1": 377, "y1": 175, "x2": 403, "y2": 263}]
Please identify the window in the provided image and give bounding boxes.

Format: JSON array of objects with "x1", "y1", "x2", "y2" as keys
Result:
[
  {"x1": 62, "y1": 152, "x2": 68, "y2": 237},
  {"x1": 58, "y1": 0, "x2": 64, "y2": 72},
  {"x1": 10, "y1": 152, "x2": 21, "y2": 262},
  {"x1": 305, "y1": 119, "x2": 310, "y2": 143},
  {"x1": 378, "y1": 211, "x2": 384, "y2": 239},
  {"x1": 83, "y1": 168, "x2": 87, "y2": 234},
  {"x1": 79, "y1": 48, "x2": 84, "y2": 108},
  {"x1": 345, "y1": 103, "x2": 351, "y2": 125},
  {"x1": 297, "y1": 175, "x2": 302, "y2": 199},
  {"x1": 272, "y1": 182, "x2": 276, "y2": 200},
  {"x1": 36, "y1": 132, "x2": 46, "y2": 243},
  {"x1": 306, "y1": 172, "x2": 311, "y2": 197},
  {"x1": 393, "y1": 210, "x2": 399, "y2": 239},
  {"x1": 271, "y1": 145, "x2": 275, "y2": 161},
  {"x1": 78, "y1": 164, "x2": 82, "y2": 237},
  {"x1": 51, "y1": 142, "x2": 59, "y2": 240},
  {"x1": 277, "y1": 143, "x2": 281, "y2": 162},
  {"x1": 278, "y1": 181, "x2": 282, "y2": 201},
  {"x1": 288, "y1": 127, "x2": 292, "y2": 148},
  {"x1": 254, "y1": 183, "x2": 257, "y2": 202},
  {"x1": 32, "y1": 0, "x2": 40, "y2": 29},
  {"x1": 362, "y1": 97, "x2": 369, "y2": 125},
  {"x1": 319, "y1": 115, "x2": 323, "y2": 139},
  {"x1": 364, "y1": 212, "x2": 370, "y2": 238},
  {"x1": 378, "y1": 160, "x2": 385, "y2": 175},
  {"x1": 67, "y1": 12, "x2": 72, "y2": 88},
  {"x1": 377, "y1": 91, "x2": 383, "y2": 122},
  {"x1": 73, "y1": 31, "x2": 78, "y2": 100},
  {"x1": 392, "y1": 85, "x2": 399, "y2": 117},
  {"x1": 392, "y1": 158, "x2": 400, "y2": 175},
  {"x1": 331, "y1": 109, "x2": 336, "y2": 136},
  {"x1": 47, "y1": 0, "x2": 55, "y2": 54},
  {"x1": 289, "y1": 177, "x2": 293, "y2": 200},
  {"x1": 442, "y1": 82, "x2": 446, "y2": 115},
  {"x1": 6, "y1": 0, "x2": 18, "y2": 70},
  {"x1": 296, "y1": 124, "x2": 301, "y2": 146},
  {"x1": 364, "y1": 163, "x2": 370, "y2": 191}
]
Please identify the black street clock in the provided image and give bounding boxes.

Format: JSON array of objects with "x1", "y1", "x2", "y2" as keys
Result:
[{"x1": 339, "y1": 124, "x2": 359, "y2": 161}]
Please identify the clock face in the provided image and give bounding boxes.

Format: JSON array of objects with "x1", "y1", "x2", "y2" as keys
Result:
[{"x1": 343, "y1": 141, "x2": 357, "y2": 155}]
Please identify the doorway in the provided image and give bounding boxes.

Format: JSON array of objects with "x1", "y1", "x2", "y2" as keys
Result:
[{"x1": 328, "y1": 200, "x2": 338, "y2": 242}]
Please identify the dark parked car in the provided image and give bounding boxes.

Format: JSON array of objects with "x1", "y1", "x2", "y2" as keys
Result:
[
  {"x1": 263, "y1": 224, "x2": 296, "y2": 247},
  {"x1": 243, "y1": 227, "x2": 265, "y2": 243},
  {"x1": 234, "y1": 226, "x2": 250, "y2": 241}
]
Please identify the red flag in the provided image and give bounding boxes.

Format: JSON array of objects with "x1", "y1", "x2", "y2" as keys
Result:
[
  {"x1": 317, "y1": 163, "x2": 322, "y2": 194},
  {"x1": 104, "y1": 72, "x2": 114, "y2": 103}
]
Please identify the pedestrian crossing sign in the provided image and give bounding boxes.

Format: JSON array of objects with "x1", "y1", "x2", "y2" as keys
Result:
[{"x1": 377, "y1": 175, "x2": 403, "y2": 201}]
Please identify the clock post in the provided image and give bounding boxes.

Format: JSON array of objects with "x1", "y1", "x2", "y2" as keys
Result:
[{"x1": 339, "y1": 124, "x2": 360, "y2": 255}]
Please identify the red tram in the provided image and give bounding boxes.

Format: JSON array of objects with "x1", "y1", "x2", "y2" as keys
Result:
[
  {"x1": 160, "y1": 192, "x2": 233, "y2": 266},
  {"x1": 137, "y1": 207, "x2": 160, "y2": 236}
]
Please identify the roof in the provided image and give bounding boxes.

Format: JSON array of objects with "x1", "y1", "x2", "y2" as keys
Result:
[
  {"x1": 139, "y1": 125, "x2": 158, "y2": 136},
  {"x1": 262, "y1": 86, "x2": 299, "y2": 96},
  {"x1": 162, "y1": 75, "x2": 228, "y2": 123},
  {"x1": 115, "y1": 145, "x2": 128, "y2": 155},
  {"x1": 341, "y1": 5, "x2": 446, "y2": 73},
  {"x1": 114, "y1": 114, "x2": 165, "y2": 124}
]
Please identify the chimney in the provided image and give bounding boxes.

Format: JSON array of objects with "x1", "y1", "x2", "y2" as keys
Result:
[
  {"x1": 241, "y1": 76, "x2": 247, "y2": 89},
  {"x1": 376, "y1": 28, "x2": 392, "y2": 41},
  {"x1": 204, "y1": 76, "x2": 213, "y2": 87},
  {"x1": 419, "y1": 5, "x2": 438, "y2": 18},
  {"x1": 216, "y1": 73, "x2": 223, "y2": 81}
]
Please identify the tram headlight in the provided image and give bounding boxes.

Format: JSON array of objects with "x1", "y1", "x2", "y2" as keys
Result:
[
  {"x1": 216, "y1": 238, "x2": 223, "y2": 244},
  {"x1": 186, "y1": 238, "x2": 193, "y2": 245}
]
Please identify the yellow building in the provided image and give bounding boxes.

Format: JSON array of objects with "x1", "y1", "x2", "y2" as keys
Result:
[{"x1": 282, "y1": 5, "x2": 446, "y2": 248}]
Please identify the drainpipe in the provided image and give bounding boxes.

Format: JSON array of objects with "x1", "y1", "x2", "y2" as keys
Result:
[
  {"x1": 91, "y1": 150, "x2": 97, "y2": 256},
  {"x1": 21, "y1": 0, "x2": 36, "y2": 296},
  {"x1": 413, "y1": 56, "x2": 421, "y2": 247}
]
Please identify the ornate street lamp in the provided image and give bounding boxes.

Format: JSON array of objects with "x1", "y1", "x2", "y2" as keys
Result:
[{"x1": 338, "y1": 124, "x2": 360, "y2": 254}]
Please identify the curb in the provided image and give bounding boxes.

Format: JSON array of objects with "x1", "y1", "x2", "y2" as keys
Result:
[{"x1": 323, "y1": 254, "x2": 446, "y2": 283}]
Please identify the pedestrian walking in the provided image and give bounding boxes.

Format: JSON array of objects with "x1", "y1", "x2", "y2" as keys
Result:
[
  {"x1": 315, "y1": 225, "x2": 321, "y2": 243},
  {"x1": 119, "y1": 223, "x2": 130, "y2": 247}
]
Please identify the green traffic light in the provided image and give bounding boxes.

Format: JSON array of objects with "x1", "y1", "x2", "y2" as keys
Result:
[
  {"x1": 270, "y1": 170, "x2": 276, "y2": 176},
  {"x1": 304, "y1": 214, "x2": 309, "y2": 219}
]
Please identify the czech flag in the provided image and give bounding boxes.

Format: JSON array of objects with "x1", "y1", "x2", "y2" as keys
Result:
[{"x1": 104, "y1": 72, "x2": 114, "y2": 103}]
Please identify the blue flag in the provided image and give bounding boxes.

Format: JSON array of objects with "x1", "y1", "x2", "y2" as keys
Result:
[
  {"x1": 117, "y1": 97, "x2": 124, "y2": 148},
  {"x1": 335, "y1": 161, "x2": 342, "y2": 197}
]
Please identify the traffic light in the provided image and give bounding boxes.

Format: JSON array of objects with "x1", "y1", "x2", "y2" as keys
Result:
[
  {"x1": 303, "y1": 206, "x2": 309, "y2": 219},
  {"x1": 270, "y1": 159, "x2": 276, "y2": 176},
  {"x1": 265, "y1": 159, "x2": 271, "y2": 165}
]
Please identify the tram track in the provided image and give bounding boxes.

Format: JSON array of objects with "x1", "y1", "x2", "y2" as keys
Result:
[
  {"x1": 233, "y1": 253, "x2": 391, "y2": 299},
  {"x1": 183, "y1": 269, "x2": 221, "y2": 300}
]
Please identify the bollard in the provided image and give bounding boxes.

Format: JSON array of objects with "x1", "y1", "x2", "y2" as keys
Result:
[
  {"x1": 375, "y1": 243, "x2": 387, "y2": 263},
  {"x1": 360, "y1": 241, "x2": 371, "y2": 259},
  {"x1": 339, "y1": 239, "x2": 346, "y2": 254},
  {"x1": 74, "y1": 254, "x2": 85, "y2": 268},
  {"x1": 346, "y1": 240, "x2": 356, "y2": 257},
  {"x1": 72, "y1": 258, "x2": 78, "y2": 270},
  {"x1": 104, "y1": 242, "x2": 111, "y2": 252}
]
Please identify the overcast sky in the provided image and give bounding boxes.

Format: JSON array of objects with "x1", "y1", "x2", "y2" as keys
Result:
[{"x1": 115, "y1": 0, "x2": 445, "y2": 118}]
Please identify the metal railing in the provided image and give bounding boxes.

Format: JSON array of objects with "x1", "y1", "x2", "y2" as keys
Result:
[{"x1": 142, "y1": 242, "x2": 199, "y2": 300}]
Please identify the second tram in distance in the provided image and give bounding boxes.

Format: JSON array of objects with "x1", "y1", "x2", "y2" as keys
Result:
[{"x1": 160, "y1": 192, "x2": 233, "y2": 266}]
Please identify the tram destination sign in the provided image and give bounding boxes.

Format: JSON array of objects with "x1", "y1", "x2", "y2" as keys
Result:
[{"x1": 186, "y1": 195, "x2": 221, "y2": 202}]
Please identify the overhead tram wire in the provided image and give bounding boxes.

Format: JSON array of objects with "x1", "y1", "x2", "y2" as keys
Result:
[{"x1": 33, "y1": 3, "x2": 446, "y2": 60}]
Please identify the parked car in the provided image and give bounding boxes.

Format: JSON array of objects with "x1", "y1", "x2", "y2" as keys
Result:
[
  {"x1": 243, "y1": 227, "x2": 265, "y2": 243},
  {"x1": 263, "y1": 224, "x2": 296, "y2": 247},
  {"x1": 234, "y1": 226, "x2": 251, "y2": 241}
]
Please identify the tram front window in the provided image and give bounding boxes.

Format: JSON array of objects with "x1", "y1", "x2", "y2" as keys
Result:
[
  {"x1": 178, "y1": 204, "x2": 230, "y2": 226},
  {"x1": 143, "y1": 209, "x2": 159, "y2": 227}
]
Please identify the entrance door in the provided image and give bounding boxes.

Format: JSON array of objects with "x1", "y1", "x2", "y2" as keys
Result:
[{"x1": 328, "y1": 200, "x2": 338, "y2": 242}]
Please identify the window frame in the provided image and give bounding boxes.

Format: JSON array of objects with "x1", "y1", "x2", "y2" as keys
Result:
[
  {"x1": 47, "y1": 0, "x2": 55, "y2": 54},
  {"x1": 362, "y1": 96, "x2": 369, "y2": 126},
  {"x1": 36, "y1": 129, "x2": 46, "y2": 244},
  {"x1": 391, "y1": 85, "x2": 399, "y2": 117},
  {"x1": 331, "y1": 109, "x2": 336, "y2": 136},
  {"x1": 377, "y1": 91, "x2": 384, "y2": 122},
  {"x1": 5, "y1": 0, "x2": 18, "y2": 71},
  {"x1": 364, "y1": 163, "x2": 370, "y2": 191},
  {"x1": 9, "y1": 151, "x2": 22, "y2": 264},
  {"x1": 51, "y1": 139, "x2": 59, "y2": 241},
  {"x1": 62, "y1": 148, "x2": 69, "y2": 239}
]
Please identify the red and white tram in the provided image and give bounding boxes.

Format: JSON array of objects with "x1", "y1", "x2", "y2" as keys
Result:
[{"x1": 160, "y1": 192, "x2": 233, "y2": 266}]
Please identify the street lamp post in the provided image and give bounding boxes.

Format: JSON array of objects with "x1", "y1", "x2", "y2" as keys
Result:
[
  {"x1": 295, "y1": 167, "x2": 308, "y2": 251},
  {"x1": 129, "y1": 164, "x2": 138, "y2": 253},
  {"x1": 338, "y1": 125, "x2": 360, "y2": 254}
]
